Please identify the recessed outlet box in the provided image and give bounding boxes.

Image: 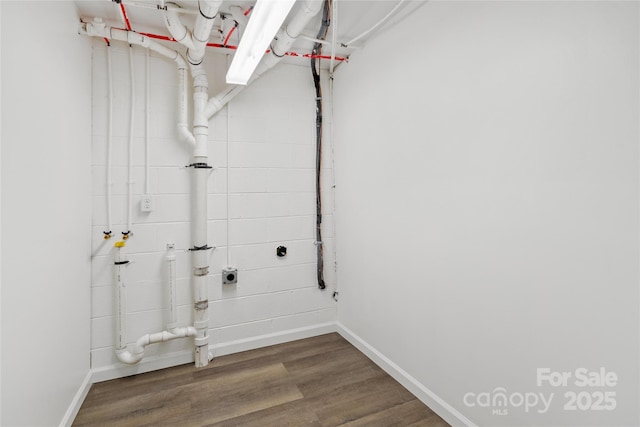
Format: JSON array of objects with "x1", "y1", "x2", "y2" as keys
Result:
[
  {"x1": 222, "y1": 267, "x2": 238, "y2": 285},
  {"x1": 141, "y1": 194, "x2": 154, "y2": 212}
]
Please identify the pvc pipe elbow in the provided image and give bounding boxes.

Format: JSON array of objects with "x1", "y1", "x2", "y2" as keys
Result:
[
  {"x1": 178, "y1": 124, "x2": 196, "y2": 146},
  {"x1": 116, "y1": 348, "x2": 144, "y2": 365},
  {"x1": 163, "y1": 10, "x2": 195, "y2": 50}
]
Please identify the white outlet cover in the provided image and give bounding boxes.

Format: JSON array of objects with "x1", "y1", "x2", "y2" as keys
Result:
[{"x1": 141, "y1": 195, "x2": 154, "y2": 212}]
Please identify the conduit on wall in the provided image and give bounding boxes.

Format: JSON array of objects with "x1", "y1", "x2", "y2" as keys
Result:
[
  {"x1": 311, "y1": 0, "x2": 331, "y2": 290},
  {"x1": 81, "y1": 0, "x2": 326, "y2": 368}
]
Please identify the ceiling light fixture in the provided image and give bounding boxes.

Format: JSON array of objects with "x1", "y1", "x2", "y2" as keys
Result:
[{"x1": 225, "y1": 0, "x2": 297, "y2": 85}]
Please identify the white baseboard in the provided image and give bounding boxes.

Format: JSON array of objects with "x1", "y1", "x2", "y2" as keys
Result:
[
  {"x1": 59, "y1": 371, "x2": 92, "y2": 427},
  {"x1": 336, "y1": 322, "x2": 476, "y2": 427},
  {"x1": 91, "y1": 349, "x2": 196, "y2": 383},
  {"x1": 90, "y1": 321, "x2": 338, "y2": 384},
  {"x1": 211, "y1": 321, "x2": 338, "y2": 357}
]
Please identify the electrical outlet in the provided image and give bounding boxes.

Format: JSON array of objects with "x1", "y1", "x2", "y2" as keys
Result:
[
  {"x1": 141, "y1": 194, "x2": 154, "y2": 212},
  {"x1": 222, "y1": 268, "x2": 238, "y2": 284}
]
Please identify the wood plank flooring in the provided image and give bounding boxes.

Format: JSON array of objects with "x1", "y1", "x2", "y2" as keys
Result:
[{"x1": 74, "y1": 333, "x2": 450, "y2": 427}]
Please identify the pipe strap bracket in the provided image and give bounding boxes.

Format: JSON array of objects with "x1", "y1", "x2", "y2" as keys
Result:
[
  {"x1": 194, "y1": 266, "x2": 209, "y2": 276},
  {"x1": 189, "y1": 245, "x2": 213, "y2": 251},
  {"x1": 114, "y1": 260, "x2": 130, "y2": 265},
  {"x1": 194, "y1": 320, "x2": 208, "y2": 329},
  {"x1": 194, "y1": 300, "x2": 209, "y2": 311},
  {"x1": 187, "y1": 162, "x2": 213, "y2": 169}
]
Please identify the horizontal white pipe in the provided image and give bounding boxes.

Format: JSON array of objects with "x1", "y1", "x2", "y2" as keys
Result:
[
  {"x1": 116, "y1": 327, "x2": 197, "y2": 365},
  {"x1": 81, "y1": 21, "x2": 195, "y2": 148},
  {"x1": 205, "y1": 0, "x2": 323, "y2": 119},
  {"x1": 80, "y1": 20, "x2": 187, "y2": 69},
  {"x1": 125, "y1": 0, "x2": 199, "y2": 15}
]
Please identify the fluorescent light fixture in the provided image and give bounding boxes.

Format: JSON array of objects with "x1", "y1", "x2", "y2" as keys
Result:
[{"x1": 226, "y1": 0, "x2": 297, "y2": 85}]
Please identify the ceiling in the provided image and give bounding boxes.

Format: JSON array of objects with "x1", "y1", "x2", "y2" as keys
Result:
[{"x1": 74, "y1": 0, "x2": 426, "y2": 70}]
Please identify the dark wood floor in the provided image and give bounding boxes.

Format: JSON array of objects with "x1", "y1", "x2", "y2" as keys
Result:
[{"x1": 74, "y1": 333, "x2": 450, "y2": 426}]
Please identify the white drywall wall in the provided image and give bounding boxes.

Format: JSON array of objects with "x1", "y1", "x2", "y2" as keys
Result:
[
  {"x1": 334, "y1": 2, "x2": 639, "y2": 426},
  {"x1": 1, "y1": 1, "x2": 92, "y2": 425}
]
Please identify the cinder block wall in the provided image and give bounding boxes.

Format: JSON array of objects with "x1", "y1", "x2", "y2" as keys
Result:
[{"x1": 89, "y1": 40, "x2": 336, "y2": 372}]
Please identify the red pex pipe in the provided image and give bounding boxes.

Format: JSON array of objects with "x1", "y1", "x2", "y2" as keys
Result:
[
  {"x1": 223, "y1": 25, "x2": 237, "y2": 46},
  {"x1": 119, "y1": 2, "x2": 132, "y2": 31},
  {"x1": 118, "y1": 3, "x2": 345, "y2": 61}
]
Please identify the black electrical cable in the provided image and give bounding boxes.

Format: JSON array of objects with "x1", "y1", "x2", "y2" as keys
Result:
[{"x1": 311, "y1": 0, "x2": 331, "y2": 290}]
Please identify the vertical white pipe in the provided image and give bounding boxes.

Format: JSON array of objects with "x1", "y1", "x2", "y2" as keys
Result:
[
  {"x1": 188, "y1": 0, "x2": 223, "y2": 65},
  {"x1": 106, "y1": 46, "x2": 113, "y2": 237},
  {"x1": 329, "y1": 75, "x2": 338, "y2": 294},
  {"x1": 126, "y1": 46, "x2": 135, "y2": 236},
  {"x1": 329, "y1": 0, "x2": 338, "y2": 75},
  {"x1": 166, "y1": 244, "x2": 177, "y2": 330},
  {"x1": 192, "y1": 160, "x2": 209, "y2": 367},
  {"x1": 226, "y1": 93, "x2": 231, "y2": 267},
  {"x1": 177, "y1": 68, "x2": 195, "y2": 146},
  {"x1": 145, "y1": 49, "x2": 150, "y2": 195},
  {"x1": 114, "y1": 244, "x2": 128, "y2": 352}
]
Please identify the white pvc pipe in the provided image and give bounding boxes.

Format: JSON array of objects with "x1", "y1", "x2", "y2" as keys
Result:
[
  {"x1": 161, "y1": 0, "x2": 222, "y2": 65},
  {"x1": 166, "y1": 244, "x2": 177, "y2": 330},
  {"x1": 177, "y1": 68, "x2": 196, "y2": 147},
  {"x1": 344, "y1": 0, "x2": 406, "y2": 47},
  {"x1": 114, "y1": 241, "x2": 197, "y2": 365},
  {"x1": 106, "y1": 46, "x2": 113, "y2": 237},
  {"x1": 205, "y1": 0, "x2": 324, "y2": 119},
  {"x1": 81, "y1": 21, "x2": 195, "y2": 149},
  {"x1": 126, "y1": 0, "x2": 199, "y2": 15},
  {"x1": 188, "y1": 0, "x2": 223, "y2": 65},
  {"x1": 145, "y1": 49, "x2": 150, "y2": 195},
  {"x1": 163, "y1": 9, "x2": 196, "y2": 51},
  {"x1": 80, "y1": 22, "x2": 186, "y2": 67},
  {"x1": 160, "y1": 6, "x2": 215, "y2": 366},
  {"x1": 191, "y1": 159, "x2": 210, "y2": 367},
  {"x1": 126, "y1": 46, "x2": 135, "y2": 236},
  {"x1": 114, "y1": 246, "x2": 128, "y2": 353},
  {"x1": 189, "y1": 64, "x2": 209, "y2": 156},
  {"x1": 329, "y1": 0, "x2": 338, "y2": 75},
  {"x1": 83, "y1": 20, "x2": 206, "y2": 367},
  {"x1": 117, "y1": 327, "x2": 197, "y2": 365}
]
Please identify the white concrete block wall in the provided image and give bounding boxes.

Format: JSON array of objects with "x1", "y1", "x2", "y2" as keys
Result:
[{"x1": 90, "y1": 39, "x2": 336, "y2": 371}]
